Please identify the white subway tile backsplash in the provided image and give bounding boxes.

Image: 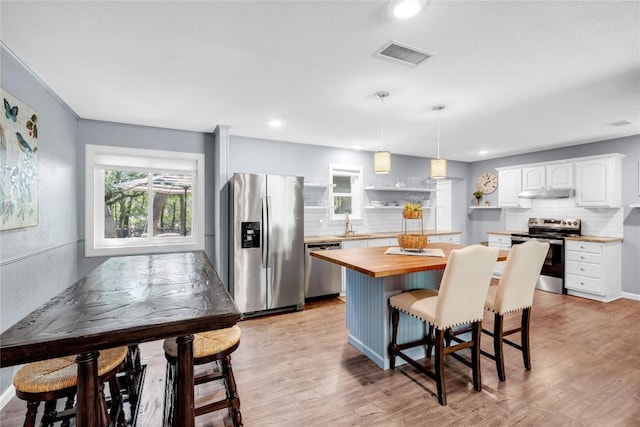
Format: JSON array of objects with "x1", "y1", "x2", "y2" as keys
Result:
[
  {"x1": 304, "y1": 207, "x2": 436, "y2": 237},
  {"x1": 504, "y1": 197, "x2": 623, "y2": 237}
]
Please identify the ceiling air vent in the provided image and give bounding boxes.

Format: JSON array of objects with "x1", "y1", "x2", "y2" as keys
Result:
[
  {"x1": 610, "y1": 120, "x2": 632, "y2": 127},
  {"x1": 374, "y1": 40, "x2": 434, "y2": 67}
]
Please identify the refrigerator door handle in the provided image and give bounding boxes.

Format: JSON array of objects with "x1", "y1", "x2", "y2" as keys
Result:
[
  {"x1": 261, "y1": 196, "x2": 268, "y2": 268},
  {"x1": 265, "y1": 195, "x2": 273, "y2": 267}
]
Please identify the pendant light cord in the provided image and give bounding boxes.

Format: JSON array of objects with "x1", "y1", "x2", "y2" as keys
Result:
[
  {"x1": 433, "y1": 104, "x2": 445, "y2": 160},
  {"x1": 376, "y1": 91, "x2": 389, "y2": 151},
  {"x1": 380, "y1": 95, "x2": 384, "y2": 150}
]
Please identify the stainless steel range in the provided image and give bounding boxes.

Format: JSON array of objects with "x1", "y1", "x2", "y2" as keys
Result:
[{"x1": 511, "y1": 218, "x2": 581, "y2": 294}]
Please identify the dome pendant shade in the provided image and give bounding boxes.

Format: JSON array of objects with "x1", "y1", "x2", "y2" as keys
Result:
[
  {"x1": 430, "y1": 158, "x2": 447, "y2": 179},
  {"x1": 375, "y1": 151, "x2": 392, "y2": 174}
]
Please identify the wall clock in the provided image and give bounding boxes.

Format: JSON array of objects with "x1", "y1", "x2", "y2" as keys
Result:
[{"x1": 476, "y1": 172, "x2": 498, "y2": 194}]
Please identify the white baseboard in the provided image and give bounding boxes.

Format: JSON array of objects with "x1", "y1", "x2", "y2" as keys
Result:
[
  {"x1": 622, "y1": 291, "x2": 640, "y2": 301},
  {"x1": 0, "y1": 385, "x2": 15, "y2": 411}
]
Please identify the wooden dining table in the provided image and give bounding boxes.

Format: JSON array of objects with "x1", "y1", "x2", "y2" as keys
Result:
[
  {"x1": 311, "y1": 243, "x2": 509, "y2": 369},
  {"x1": 0, "y1": 251, "x2": 240, "y2": 427}
]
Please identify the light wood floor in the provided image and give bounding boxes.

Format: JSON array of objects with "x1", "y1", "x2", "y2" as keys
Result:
[{"x1": 2, "y1": 290, "x2": 639, "y2": 426}]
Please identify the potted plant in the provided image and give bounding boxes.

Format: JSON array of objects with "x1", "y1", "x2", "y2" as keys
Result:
[{"x1": 473, "y1": 190, "x2": 483, "y2": 206}]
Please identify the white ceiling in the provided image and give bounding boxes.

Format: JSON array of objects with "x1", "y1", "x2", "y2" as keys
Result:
[{"x1": 1, "y1": 1, "x2": 638, "y2": 162}]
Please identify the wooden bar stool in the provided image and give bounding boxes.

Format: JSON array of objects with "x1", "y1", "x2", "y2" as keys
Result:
[
  {"x1": 482, "y1": 240, "x2": 549, "y2": 381},
  {"x1": 163, "y1": 325, "x2": 242, "y2": 426},
  {"x1": 12, "y1": 346, "x2": 129, "y2": 427},
  {"x1": 388, "y1": 245, "x2": 498, "y2": 406}
]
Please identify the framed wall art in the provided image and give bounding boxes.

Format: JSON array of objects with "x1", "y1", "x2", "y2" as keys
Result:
[{"x1": 1, "y1": 88, "x2": 39, "y2": 231}]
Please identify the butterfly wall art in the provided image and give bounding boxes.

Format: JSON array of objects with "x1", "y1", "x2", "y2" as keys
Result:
[{"x1": 1, "y1": 88, "x2": 39, "y2": 231}]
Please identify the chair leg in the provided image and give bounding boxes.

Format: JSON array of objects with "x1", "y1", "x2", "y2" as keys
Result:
[
  {"x1": 493, "y1": 313, "x2": 506, "y2": 381},
  {"x1": 162, "y1": 360, "x2": 176, "y2": 427},
  {"x1": 221, "y1": 355, "x2": 243, "y2": 427},
  {"x1": 23, "y1": 400, "x2": 39, "y2": 427},
  {"x1": 388, "y1": 307, "x2": 400, "y2": 370},
  {"x1": 60, "y1": 394, "x2": 75, "y2": 427},
  {"x1": 41, "y1": 400, "x2": 57, "y2": 426},
  {"x1": 521, "y1": 307, "x2": 532, "y2": 370},
  {"x1": 471, "y1": 321, "x2": 483, "y2": 391},
  {"x1": 434, "y1": 328, "x2": 446, "y2": 406},
  {"x1": 426, "y1": 324, "x2": 434, "y2": 359},
  {"x1": 109, "y1": 375, "x2": 126, "y2": 426}
]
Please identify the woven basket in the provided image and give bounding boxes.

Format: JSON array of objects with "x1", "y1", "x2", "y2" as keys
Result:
[
  {"x1": 402, "y1": 210, "x2": 423, "y2": 219},
  {"x1": 397, "y1": 234, "x2": 427, "y2": 250}
]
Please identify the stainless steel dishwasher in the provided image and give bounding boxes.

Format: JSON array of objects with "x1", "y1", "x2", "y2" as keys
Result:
[{"x1": 304, "y1": 242, "x2": 343, "y2": 298}]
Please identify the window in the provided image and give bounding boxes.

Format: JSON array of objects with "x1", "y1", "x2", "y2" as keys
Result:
[
  {"x1": 329, "y1": 164, "x2": 363, "y2": 220},
  {"x1": 85, "y1": 144, "x2": 205, "y2": 257}
]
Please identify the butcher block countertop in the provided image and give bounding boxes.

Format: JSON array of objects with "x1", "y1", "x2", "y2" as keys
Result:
[
  {"x1": 488, "y1": 230, "x2": 623, "y2": 243},
  {"x1": 564, "y1": 235, "x2": 623, "y2": 243},
  {"x1": 309, "y1": 243, "x2": 509, "y2": 279},
  {"x1": 304, "y1": 230, "x2": 461, "y2": 244}
]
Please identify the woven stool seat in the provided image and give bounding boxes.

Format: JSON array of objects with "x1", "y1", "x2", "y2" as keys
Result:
[
  {"x1": 163, "y1": 325, "x2": 241, "y2": 359},
  {"x1": 13, "y1": 346, "x2": 128, "y2": 394}
]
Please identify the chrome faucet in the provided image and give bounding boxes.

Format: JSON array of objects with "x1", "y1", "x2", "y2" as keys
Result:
[{"x1": 344, "y1": 212, "x2": 350, "y2": 236}]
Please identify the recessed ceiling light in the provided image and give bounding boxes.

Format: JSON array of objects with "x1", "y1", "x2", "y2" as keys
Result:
[
  {"x1": 478, "y1": 150, "x2": 489, "y2": 155},
  {"x1": 390, "y1": 1, "x2": 423, "y2": 19},
  {"x1": 266, "y1": 119, "x2": 285, "y2": 128}
]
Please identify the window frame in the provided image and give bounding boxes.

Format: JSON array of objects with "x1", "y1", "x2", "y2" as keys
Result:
[
  {"x1": 85, "y1": 144, "x2": 205, "y2": 257},
  {"x1": 329, "y1": 163, "x2": 363, "y2": 221}
]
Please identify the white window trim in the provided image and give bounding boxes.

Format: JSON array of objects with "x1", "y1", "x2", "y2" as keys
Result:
[
  {"x1": 85, "y1": 144, "x2": 205, "y2": 257},
  {"x1": 329, "y1": 163, "x2": 363, "y2": 221}
]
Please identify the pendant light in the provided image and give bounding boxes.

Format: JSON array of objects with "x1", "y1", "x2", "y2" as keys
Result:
[
  {"x1": 430, "y1": 104, "x2": 447, "y2": 179},
  {"x1": 374, "y1": 90, "x2": 391, "y2": 174}
]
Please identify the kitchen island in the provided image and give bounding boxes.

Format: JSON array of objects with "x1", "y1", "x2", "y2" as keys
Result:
[{"x1": 310, "y1": 243, "x2": 508, "y2": 369}]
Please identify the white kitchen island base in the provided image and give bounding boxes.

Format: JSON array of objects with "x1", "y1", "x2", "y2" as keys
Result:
[{"x1": 345, "y1": 268, "x2": 443, "y2": 369}]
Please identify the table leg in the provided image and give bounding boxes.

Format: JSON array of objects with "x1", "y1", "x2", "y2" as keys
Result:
[
  {"x1": 76, "y1": 351, "x2": 108, "y2": 427},
  {"x1": 175, "y1": 334, "x2": 195, "y2": 427}
]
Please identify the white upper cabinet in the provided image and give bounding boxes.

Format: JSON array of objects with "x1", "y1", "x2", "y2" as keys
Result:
[
  {"x1": 575, "y1": 156, "x2": 623, "y2": 207},
  {"x1": 498, "y1": 169, "x2": 531, "y2": 208},
  {"x1": 522, "y1": 163, "x2": 573, "y2": 191},
  {"x1": 522, "y1": 166, "x2": 545, "y2": 190},
  {"x1": 546, "y1": 163, "x2": 574, "y2": 189}
]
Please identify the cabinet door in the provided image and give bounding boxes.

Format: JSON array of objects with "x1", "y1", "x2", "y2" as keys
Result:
[
  {"x1": 522, "y1": 166, "x2": 545, "y2": 190},
  {"x1": 575, "y1": 159, "x2": 609, "y2": 206},
  {"x1": 498, "y1": 169, "x2": 531, "y2": 208},
  {"x1": 367, "y1": 238, "x2": 396, "y2": 247},
  {"x1": 546, "y1": 163, "x2": 573, "y2": 189},
  {"x1": 575, "y1": 158, "x2": 622, "y2": 207}
]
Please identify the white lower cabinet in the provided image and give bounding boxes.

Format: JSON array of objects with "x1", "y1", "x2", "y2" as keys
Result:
[
  {"x1": 487, "y1": 233, "x2": 512, "y2": 278},
  {"x1": 565, "y1": 240, "x2": 621, "y2": 302},
  {"x1": 366, "y1": 237, "x2": 396, "y2": 247},
  {"x1": 427, "y1": 233, "x2": 461, "y2": 244}
]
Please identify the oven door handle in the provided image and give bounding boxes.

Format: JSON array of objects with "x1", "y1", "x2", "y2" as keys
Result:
[{"x1": 511, "y1": 237, "x2": 564, "y2": 245}]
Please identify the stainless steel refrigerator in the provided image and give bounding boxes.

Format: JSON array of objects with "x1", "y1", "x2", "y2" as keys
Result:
[{"x1": 229, "y1": 173, "x2": 304, "y2": 316}]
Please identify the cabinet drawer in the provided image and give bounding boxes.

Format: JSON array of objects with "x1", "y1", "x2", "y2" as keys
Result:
[
  {"x1": 430, "y1": 234, "x2": 460, "y2": 244},
  {"x1": 488, "y1": 235, "x2": 511, "y2": 247},
  {"x1": 566, "y1": 250, "x2": 601, "y2": 264},
  {"x1": 565, "y1": 240, "x2": 601, "y2": 253},
  {"x1": 565, "y1": 260, "x2": 602, "y2": 278},
  {"x1": 565, "y1": 274, "x2": 604, "y2": 295}
]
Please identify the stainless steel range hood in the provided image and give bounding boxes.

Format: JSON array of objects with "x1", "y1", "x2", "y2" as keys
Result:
[{"x1": 518, "y1": 189, "x2": 574, "y2": 199}]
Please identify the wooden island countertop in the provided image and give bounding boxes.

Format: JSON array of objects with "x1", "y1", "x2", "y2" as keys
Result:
[{"x1": 310, "y1": 243, "x2": 509, "y2": 279}]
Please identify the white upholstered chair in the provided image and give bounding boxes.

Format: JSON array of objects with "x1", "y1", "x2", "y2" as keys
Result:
[
  {"x1": 483, "y1": 240, "x2": 549, "y2": 381},
  {"x1": 388, "y1": 245, "x2": 499, "y2": 406}
]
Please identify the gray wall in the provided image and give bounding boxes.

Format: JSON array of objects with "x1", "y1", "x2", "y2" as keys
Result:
[
  {"x1": 466, "y1": 136, "x2": 640, "y2": 295},
  {"x1": 0, "y1": 45, "x2": 81, "y2": 392},
  {"x1": 75, "y1": 119, "x2": 214, "y2": 275}
]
